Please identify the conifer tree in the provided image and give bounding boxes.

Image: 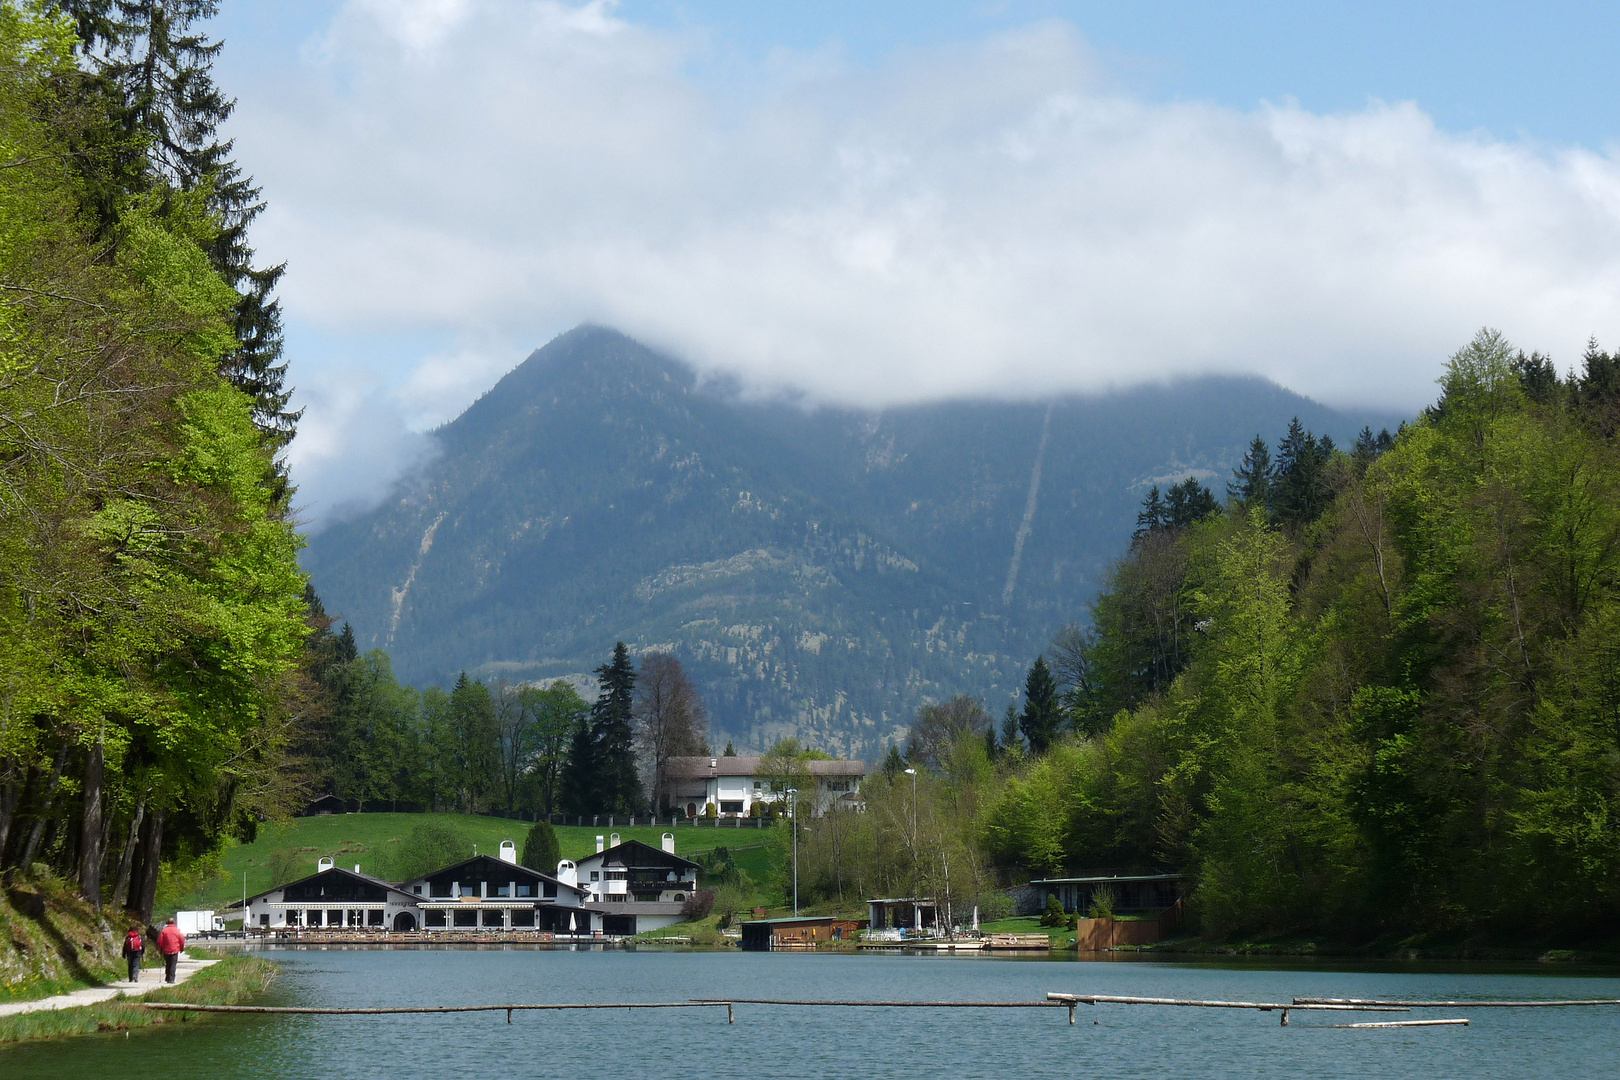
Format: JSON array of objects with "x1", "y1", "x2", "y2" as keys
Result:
[
  {"x1": 589, "y1": 643, "x2": 643, "y2": 814},
  {"x1": 1227, "y1": 435, "x2": 1274, "y2": 511},
  {"x1": 1019, "y1": 656, "x2": 1061, "y2": 754},
  {"x1": 1165, "y1": 478, "x2": 1219, "y2": 528},
  {"x1": 1132, "y1": 486, "x2": 1167, "y2": 541},
  {"x1": 48, "y1": 0, "x2": 296, "y2": 443},
  {"x1": 723, "y1": 739, "x2": 737, "y2": 756},
  {"x1": 560, "y1": 712, "x2": 596, "y2": 817},
  {"x1": 881, "y1": 744, "x2": 906, "y2": 779}
]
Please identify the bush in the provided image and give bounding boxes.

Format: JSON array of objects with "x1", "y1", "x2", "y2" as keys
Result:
[
  {"x1": 1087, "y1": 884, "x2": 1116, "y2": 920},
  {"x1": 1039, "y1": 893, "x2": 1066, "y2": 927},
  {"x1": 977, "y1": 890, "x2": 1014, "y2": 922},
  {"x1": 683, "y1": 889, "x2": 716, "y2": 921},
  {"x1": 521, "y1": 821, "x2": 560, "y2": 873}
]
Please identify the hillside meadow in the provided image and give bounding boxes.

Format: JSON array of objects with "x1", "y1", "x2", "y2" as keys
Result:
[{"x1": 167, "y1": 813, "x2": 782, "y2": 915}]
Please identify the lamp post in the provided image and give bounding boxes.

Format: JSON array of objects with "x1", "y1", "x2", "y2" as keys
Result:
[{"x1": 787, "y1": 788, "x2": 799, "y2": 916}]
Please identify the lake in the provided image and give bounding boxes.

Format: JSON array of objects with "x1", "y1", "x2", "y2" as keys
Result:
[{"x1": 4, "y1": 947, "x2": 1617, "y2": 1079}]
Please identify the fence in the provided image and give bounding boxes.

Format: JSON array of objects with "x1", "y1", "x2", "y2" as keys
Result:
[{"x1": 1072, "y1": 901, "x2": 1184, "y2": 951}]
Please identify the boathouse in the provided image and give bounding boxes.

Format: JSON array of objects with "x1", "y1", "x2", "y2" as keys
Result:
[
  {"x1": 241, "y1": 858, "x2": 420, "y2": 930},
  {"x1": 1027, "y1": 872, "x2": 1183, "y2": 915},
  {"x1": 866, "y1": 897, "x2": 937, "y2": 931},
  {"x1": 739, "y1": 915, "x2": 867, "y2": 950}
]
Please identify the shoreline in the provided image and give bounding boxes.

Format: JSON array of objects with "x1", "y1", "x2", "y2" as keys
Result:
[{"x1": 0, "y1": 955, "x2": 277, "y2": 1046}]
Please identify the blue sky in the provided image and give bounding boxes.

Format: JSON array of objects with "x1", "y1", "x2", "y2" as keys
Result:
[
  {"x1": 217, "y1": 1, "x2": 1620, "y2": 146},
  {"x1": 203, "y1": 1, "x2": 1620, "y2": 527}
]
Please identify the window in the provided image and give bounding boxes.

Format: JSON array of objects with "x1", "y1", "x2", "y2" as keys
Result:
[
  {"x1": 605, "y1": 870, "x2": 627, "y2": 881},
  {"x1": 516, "y1": 884, "x2": 532, "y2": 898},
  {"x1": 753, "y1": 781, "x2": 761, "y2": 790},
  {"x1": 720, "y1": 800, "x2": 744, "y2": 814},
  {"x1": 590, "y1": 871, "x2": 600, "y2": 882},
  {"x1": 413, "y1": 885, "x2": 422, "y2": 895},
  {"x1": 493, "y1": 884, "x2": 511, "y2": 897},
  {"x1": 453, "y1": 909, "x2": 477, "y2": 927},
  {"x1": 425, "y1": 910, "x2": 446, "y2": 928},
  {"x1": 512, "y1": 909, "x2": 535, "y2": 928},
  {"x1": 367, "y1": 909, "x2": 384, "y2": 927},
  {"x1": 543, "y1": 881, "x2": 558, "y2": 899},
  {"x1": 260, "y1": 914, "x2": 269, "y2": 927}
]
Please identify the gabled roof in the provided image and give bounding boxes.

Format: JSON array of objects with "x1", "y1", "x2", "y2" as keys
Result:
[
  {"x1": 665, "y1": 756, "x2": 865, "y2": 780},
  {"x1": 405, "y1": 853, "x2": 588, "y2": 896},
  {"x1": 234, "y1": 865, "x2": 416, "y2": 909},
  {"x1": 575, "y1": 839, "x2": 700, "y2": 871}
]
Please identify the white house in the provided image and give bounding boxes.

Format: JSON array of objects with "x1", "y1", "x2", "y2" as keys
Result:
[
  {"x1": 241, "y1": 857, "x2": 420, "y2": 931},
  {"x1": 664, "y1": 755, "x2": 864, "y2": 819},
  {"x1": 570, "y1": 832, "x2": 700, "y2": 936},
  {"x1": 397, "y1": 841, "x2": 597, "y2": 933}
]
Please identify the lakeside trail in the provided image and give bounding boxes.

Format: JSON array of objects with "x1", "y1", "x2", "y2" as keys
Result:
[{"x1": 0, "y1": 954, "x2": 219, "y2": 1018}]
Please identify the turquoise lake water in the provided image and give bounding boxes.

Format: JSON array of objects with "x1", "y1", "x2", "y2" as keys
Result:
[{"x1": 3, "y1": 947, "x2": 1617, "y2": 1078}]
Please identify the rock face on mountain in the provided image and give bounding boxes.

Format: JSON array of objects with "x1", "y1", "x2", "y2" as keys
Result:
[{"x1": 302, "y1": 326, "x2": 1395, "y2": 756}]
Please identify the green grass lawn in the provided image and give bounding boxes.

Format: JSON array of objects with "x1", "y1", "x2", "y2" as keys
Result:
[
  {"x1": 980, "y1": 914, "x2": 1073, "y2": 948},
  {"x1": 175, "y1": 812, "x2": 785, "y2": 913}
]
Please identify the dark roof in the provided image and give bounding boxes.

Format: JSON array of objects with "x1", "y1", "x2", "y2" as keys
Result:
[
  {"x1": 576, "y1": 839, "x2": 699, "y2": 871},
  {"x1": 584, "y1": 901, "x2": 689, "y2": 915},
  {"x1": 743, "y1": 915, "x2": 864, "y2": 926},
  {"x1": 1027, "y1": 873, "x2": 1182, "y2": 885},
  {"x1": 664, "y1": 756, "x2": 865, "y2": 780},
  {"x1": 235, "y1": 865, "x2": 416, "y2": 908},
  {"x1": 407, "y1": 854, "x2": 588, "y2": 896}
]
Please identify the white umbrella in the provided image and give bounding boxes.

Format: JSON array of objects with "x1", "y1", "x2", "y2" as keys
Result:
[{"x1": 569, "y1": 911, "x2": 577, "y2": 934}]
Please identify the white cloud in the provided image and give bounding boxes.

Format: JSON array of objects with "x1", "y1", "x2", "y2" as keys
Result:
[{"x1": 233, "y1": 1, "x2": 1620, "y2": 525}]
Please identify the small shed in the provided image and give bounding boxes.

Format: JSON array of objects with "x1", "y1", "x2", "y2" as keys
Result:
[
  {"x1": 300, "y1": 794, "x2": 349, "y2": 817},
  {"x1": 740, "y1": 915, "x2": 867, "y2": 950},
  {"x1": 1027, "y1": 873, "x2": 1183, "y2": 915}
]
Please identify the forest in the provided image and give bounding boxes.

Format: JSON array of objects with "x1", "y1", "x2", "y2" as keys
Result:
[
  {"x1": 0, "y1": 1, "x2": 304, "y2": 924},
  {"x1": 789, "y1": 331, "x2": 1620, "y2": 942}
]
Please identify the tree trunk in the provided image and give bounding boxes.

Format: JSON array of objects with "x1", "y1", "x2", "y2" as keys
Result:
[
  {"x1": 111, "y1": 798, "x2": 145, "y2": 911},
  {"x1": 77, "y1": 738, "x2": 105, "y2": 905},
  {"x1": 0, "y1": 759, "x2": 17, "y2": 864},
  {"x1": 135, "y1": 807, "x2": 164, "y2": 924},
  {"x1": 18, "y1": 744, "x2": 68, "y2": 871}
]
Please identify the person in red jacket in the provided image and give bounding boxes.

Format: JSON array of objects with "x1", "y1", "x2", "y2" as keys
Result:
[
  {"x1": 121, "y1": 925, "x2": 145, "y2": 984},
  {"x1": 156, "y1": 916, "x2": 186, "y2": 984}
]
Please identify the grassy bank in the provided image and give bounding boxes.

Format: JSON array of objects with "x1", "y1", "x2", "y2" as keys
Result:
[
  {"x1": 170, "y1": 812, "x2": 785, "y2": 914},
  {"x1": 0, "y1": 954, "x2": 277, "y2": 1044},
  {"x1": 0, "y1": 875, "x2": 123, "y2": 1003}
]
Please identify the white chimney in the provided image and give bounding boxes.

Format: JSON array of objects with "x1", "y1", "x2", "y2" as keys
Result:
[
  {"x1": 662, "y1": 832, "x2": 675, "y2": 854},
  {"x1": 557, "y1": 860, "x2": 578, "y2": 888},
  {"x1": 710, "y1": 757, "x2": 717, "y2": 770},
  {"x1": 595, "y1": 834, "x2": 604, "y2": 854},
  {"x1": 354, "y1": 864, "x2": 360, "y2": 873},
  {"x1": 317, "y1": 857, "x2": 333, "y2": 874},
  {"x1": 610, "y1": 832, "x2": 620, "y2": 848},
  {"x1": 498, "y1": 840, "x2": 517, "y2": 865}
]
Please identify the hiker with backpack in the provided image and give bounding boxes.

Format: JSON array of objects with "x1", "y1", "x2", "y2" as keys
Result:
[{"x1": 122, "y1": 925, "x2": 145, "y2": 983}]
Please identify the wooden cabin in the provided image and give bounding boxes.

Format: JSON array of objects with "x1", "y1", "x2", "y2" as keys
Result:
[{"x1": 740, "y1": 915, "x2": 867, "y2": 950}]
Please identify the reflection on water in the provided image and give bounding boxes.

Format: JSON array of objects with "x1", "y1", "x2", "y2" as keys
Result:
[{"x1": 3, "y1": 947, "x2": 1618, "y2": 1079}]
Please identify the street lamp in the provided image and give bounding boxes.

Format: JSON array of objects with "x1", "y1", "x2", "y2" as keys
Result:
[{"x1": 786, "y1": 788, "x2": 799, "y2": 916}]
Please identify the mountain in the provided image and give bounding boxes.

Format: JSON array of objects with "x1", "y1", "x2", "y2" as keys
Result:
[{"x1": 301, "y1": 326, "x2": 1400, "y2": 756}]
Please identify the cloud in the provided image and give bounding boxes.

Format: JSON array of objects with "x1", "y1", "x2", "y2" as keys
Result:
[
  {"x1": 232, "y1": 1, "x2": 1620, "y2": 524},
  {"x1": 284, "y1": 367, "x2": 439, "y2": 532}
]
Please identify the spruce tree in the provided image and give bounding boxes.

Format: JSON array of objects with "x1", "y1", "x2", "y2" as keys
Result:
[
  {"x1": 590, "y1": 642, "x2": 643, "y2": 814},
  {"x1": 1000, "y1": 703, "x2": 1022, "y2": 754},
  {"x1": 559, "y1": 712, "x2": 596, "y2": 817},
  {"x1": 1273, "y1": 418, "x2": 1334, "y2": 526},
  {"x1": 1227, "y1": 435, "x2": 1273, "y2": 511},
  {"x1": 1165, "y1": 478, "x2": 1218, "y2": 528},
  {"x1": 1132, "y1": 486, "x2": 1167, "y2": 541},
  {"x1": 722, "y1": 739, "x2": 737, "y2": 756},
  {"x1": 881, "y1": 744, "x2": 906, "y2": 779},
  {"x1": 49, "y1": 0, "x2": 296, "y2": 444},
  {"x1": 1019, "y1": 656, "x2": 1061, "y2": 754}
]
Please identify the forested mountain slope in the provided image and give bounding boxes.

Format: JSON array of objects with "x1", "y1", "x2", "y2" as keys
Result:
[{"x1": 302, "y1": 326, "x2": 1394, "y2": 754}]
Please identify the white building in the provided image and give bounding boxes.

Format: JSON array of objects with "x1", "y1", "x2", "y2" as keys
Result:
[
  {"x1": 240, "y1": 841, "x2": 604, "y2": 935},
  {"x1": 242, "y1": 857, "x2": 420, "y2": 931},
  {"x1": 570, "y1": 832, "x2": 700, "y2": 936},
  {"x1": 664, "y1": 755, "x2": 864, "y2": 819}
]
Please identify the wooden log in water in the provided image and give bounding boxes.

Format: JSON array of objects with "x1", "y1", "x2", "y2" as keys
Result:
[
  {"x1": 141, "y1": 1002, "x2": 730, "y2": 1016},
  {"x1": 1295, "y1": 997, "x2": 1620, "y2": 1008},
  {"x1": 1046, "y1": 993, "x2": 1407, "y2": 1012},
  {"x1": 1326, "y1": 1019, "x2": 1470, "y2": 1028}
]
